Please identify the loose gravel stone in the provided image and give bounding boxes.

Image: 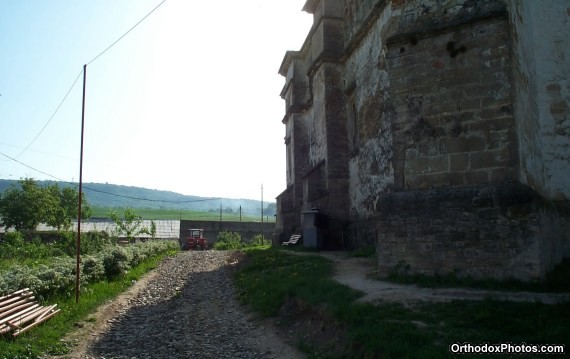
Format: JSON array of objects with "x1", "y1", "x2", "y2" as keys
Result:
[{"x1": 72, "y1": 250, "x2": 300, "y2": 359}]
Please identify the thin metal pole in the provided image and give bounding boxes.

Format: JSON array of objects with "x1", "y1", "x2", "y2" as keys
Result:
[
  {"x1": 75, "y1": 64, "x2": 87, "y2": 304},
  {"x1": 261, "y1": 184, "x2": 263, "y2": 245}
]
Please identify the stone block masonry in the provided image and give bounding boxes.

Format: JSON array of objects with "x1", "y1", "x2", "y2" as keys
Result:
[
  {"x1": 376, "y1": 183, "x2": 567, "y2": 281},
  {"x1": 388, "y1": 16, "x2": 516, "y2": 191}
]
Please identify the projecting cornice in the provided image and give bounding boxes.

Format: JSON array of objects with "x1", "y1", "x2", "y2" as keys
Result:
[
  {"x1": 278, "y1": 32, "x2": 312, "y2": 77},
  {"x1": 278, "y1": 51, "x2": 299, "y2": 77},
  {"x1": 302, "y1": 0, "x2": 320, "y2": 13}
]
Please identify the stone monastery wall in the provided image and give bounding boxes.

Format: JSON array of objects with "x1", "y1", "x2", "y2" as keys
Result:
[{"x1": 277, "y1": 0, "x2": 570, "y2": 281}]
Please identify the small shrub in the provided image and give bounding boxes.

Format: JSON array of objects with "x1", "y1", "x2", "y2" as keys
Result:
[
  {"x1": 36, "y1": 266, "x2": 72, "y2": 299},
  {"x1": 31, "y1": 235, "x2": 42, "y2": 246},
  {"x1": 82, "y1": 231, "x2": 112, "y2": 254},
  {"x1": 0, "y1": 265, "x2": 42, "y2": 298},
  {"x1": 250, "y1": 234, "x2": 266, "y2": 247},
  {"x1": 2, "y1": 231, "x2": 25, "y2": 247},
  {"x1": 214, "y1": 231, "x2": 243, "y2": 250},
  {"x1": 102, "y1": 246, "x2": 132, "y2": 278},
  {"x1": 129, "y1": 248, "x2": 148, "y2": 267},
  {"x1": 82, "y1": 255, "x2": 105, "y2": 283},
  {"x1": 55, "y1": 231, "x2": 76, "y2": 256}
]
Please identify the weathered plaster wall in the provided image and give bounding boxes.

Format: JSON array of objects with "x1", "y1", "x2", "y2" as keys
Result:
[
  {"x1": 323, "y1": 63, "x2": 350, "y2": 222},
  {"x1": 510, "y1": 0, "x2": 570, "y2": 200},
  {"x1": 346, "y1": 3, "x2": 396, "y2": 217},
  {"x1": 309, "y1": 68, "x2": 328, "y2": 165}
]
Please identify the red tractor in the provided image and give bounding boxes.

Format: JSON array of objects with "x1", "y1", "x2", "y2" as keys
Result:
[{"x1": 183, "y1": 229, "x2": 208, "y2": 250}]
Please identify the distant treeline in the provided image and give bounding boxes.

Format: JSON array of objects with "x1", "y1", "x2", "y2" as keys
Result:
[{"x1": 0, "y1": 179, "x2": 276, "y2": 216}]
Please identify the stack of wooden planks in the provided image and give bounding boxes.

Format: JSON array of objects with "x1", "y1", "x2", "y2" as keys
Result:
[{"x1": 0, "y1": 288, "x2": 60, "y2": 337}]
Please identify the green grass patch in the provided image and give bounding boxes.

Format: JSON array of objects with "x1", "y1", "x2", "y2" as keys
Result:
[
  {"x1": 337, "y1": 300, "x2": 570, "y2": 359},
  {"x1": 350, "y1": 245, "x2": 376, "y2": 258},
  {"x1": 386, "y1": 258, "x2": 570, "y2": 293},
  {"x1": 235, "y1": 248, "x2": 570, "y2": 358},
  {"x1": 0, "y1": 249, "x2": 177, "y2": 359},
  {"x1": 213, "y1": 232, "x2": 269, "y2": 250},
  {"x1": 236, "y1": 247, "x2": 361, "y2": 317}
]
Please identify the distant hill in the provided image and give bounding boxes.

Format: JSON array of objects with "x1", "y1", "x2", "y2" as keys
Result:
[{"x1": 0, "y1": 179, "x2": 275, "y2": 217}]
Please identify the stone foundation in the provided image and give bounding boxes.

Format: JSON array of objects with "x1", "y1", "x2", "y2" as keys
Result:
[{"x1": 375, "y1": 183, "x2": 569, "y2": 281}]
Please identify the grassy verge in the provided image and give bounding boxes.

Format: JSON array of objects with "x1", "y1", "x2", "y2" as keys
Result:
[
  {"x1": 235, "y1": 247, "x2": 360, "y2": 317},
  {"x1": 0, "y1": 248, "x2": 177, "y2": 359},
  {"x1": 235, "y1": 247, "x2": 570, "y2": 358},
  {"x1": 386, "y1": 258, "x2": 570, "y2": 293}
]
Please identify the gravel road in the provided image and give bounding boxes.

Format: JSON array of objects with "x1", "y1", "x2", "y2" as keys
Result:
[{"x1": 58, "y1": 250, "x2": 303, "y2": 359}]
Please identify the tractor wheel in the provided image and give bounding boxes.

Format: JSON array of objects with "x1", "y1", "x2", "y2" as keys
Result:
[{"x1": 195, "y1": 244, "x2": 202, "y2": 251}]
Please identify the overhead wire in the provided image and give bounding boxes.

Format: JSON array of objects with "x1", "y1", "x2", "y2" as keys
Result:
[
  {"x1": 3, "y1": 0, "x2": 252, "y2": 211},
  {"x1": 0, "y1": 141, "x2": 78, "y2": 161},
  {"x1": 0, "y1": 150, "x2": 221, "y2": 204},
  {"x1": 7, "y1": 68, "x2": 84, "y2": 160},
  {"x1": 87, "y1": 0, "x2": 167, "y2": 65},
  {"x1": 1, "y1": 0, "x2": 207, "y2": 206},
  {"x1": 8, "y1": 0, "x2": 167, "y2": 160},
  {"x1": 1, "y1": 150, "x2": 63, "y2": 181}
]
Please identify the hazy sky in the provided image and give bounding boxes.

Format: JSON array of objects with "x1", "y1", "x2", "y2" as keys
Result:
[{"x1": 0, "y1": 0, "x2": 313, "y2": 201}]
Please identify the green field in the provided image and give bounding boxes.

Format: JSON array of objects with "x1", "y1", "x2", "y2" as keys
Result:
[{"x1": 90, "y1": 206, "x2": 274, "y2": 222}]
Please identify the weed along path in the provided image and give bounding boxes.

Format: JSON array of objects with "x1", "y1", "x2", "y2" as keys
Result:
[
  {"x1": 51, "y1": 251, "x2": 303, "y2": 359},
  {"x1": 306, "y1": 251, "x2": 570, "y2": 305}
]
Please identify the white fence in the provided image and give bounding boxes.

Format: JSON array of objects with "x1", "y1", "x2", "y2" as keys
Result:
[{"x1": 1, "y1": 220, "x2": 180, "y2": 240}]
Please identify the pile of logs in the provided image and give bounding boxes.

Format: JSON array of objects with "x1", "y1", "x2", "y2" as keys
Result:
[{"x1": 0, "y1": 288, "x2": 60, "y2": 337}]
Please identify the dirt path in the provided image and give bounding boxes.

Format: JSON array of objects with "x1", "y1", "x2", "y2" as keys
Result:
[
  {"x1": 49, "y1": 251, "x2": 304, "y2": 359},
  {"x1": 309, "y1": 251, "x2": 570, "y2": 305},
  {"x1": 49, "y1": 249, "x2": 569, "y2": 358},
  {"x1": 51, "y1": 270, "x2": 161, "y2": 358}
]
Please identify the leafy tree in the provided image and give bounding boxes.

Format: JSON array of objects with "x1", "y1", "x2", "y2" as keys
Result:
[
  {"x1": 0, "y1": 179, "x2": 93, "y2": 231},
  {"x1": 108, "y1": 207, "x2": 149, "y2": 242},
  {"x1": 0, "y1": 178, "x2": 52, "y2": 231},
  {"x1": 150, "y1": 220, "x2": 157, "y2": 239},
  {"x1": 45, "y1": 184, "x2": 92, "y2": 230}
]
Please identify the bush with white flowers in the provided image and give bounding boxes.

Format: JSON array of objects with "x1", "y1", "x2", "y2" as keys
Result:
[{"x1": 0, "y1": 239, "x2": 178, "y2": 298}]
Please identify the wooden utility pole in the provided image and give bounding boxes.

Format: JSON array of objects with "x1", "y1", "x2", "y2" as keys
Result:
[
  {"x1": 75, "y1": 64, "x2": 87, "y2": 304},
  {"x1": 261, "y1": 184, "x2": 264, "y2": 245}
]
